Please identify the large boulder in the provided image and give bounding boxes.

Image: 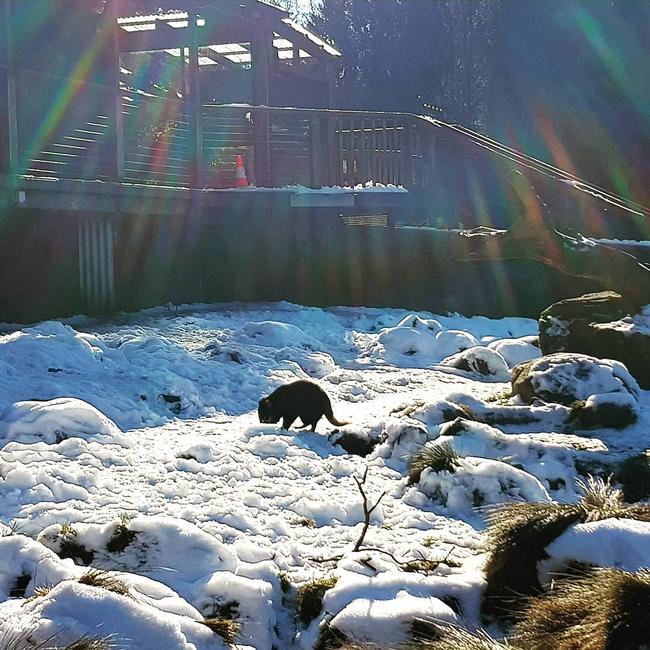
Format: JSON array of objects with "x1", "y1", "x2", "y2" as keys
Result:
[
  {"x1": 511, "y1": 353, "x2": 639, "y2": 406},
  {"x1": 539, "y1": 292, "x2": 650, "y2": 388}
]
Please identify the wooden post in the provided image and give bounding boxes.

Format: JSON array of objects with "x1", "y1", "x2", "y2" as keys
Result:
[
  {"x1": 310, "y1": 114, "x2": 322, "y2": 188},
  {"x1": 106, "y1": 0, "x2": 124, "y2": 182},
  {"x1": 402, "y1": 120, "x2": 415, "y2": 189},
  {"x1": 188, "y1": 4, "x2": 204, "y2": 188},
  {"x1": 250, "y1": 11, "x2": 271, "y2": 187},
  {"x1": 4, "y1": 0, "x2": 18, "y2": 176}
]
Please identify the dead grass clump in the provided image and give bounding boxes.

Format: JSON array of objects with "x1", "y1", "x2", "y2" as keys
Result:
[
  {"x1": 482, "y1": 501, "x2": 582, "y2": 620},
  {"x1": 62, "y1": 640, "x2": 112, "y2": 650},
  {"x1": 32, "y1": 584, "x2": 53, "y2": 599},
  {"x1": 482, "y1": 477, "x2": 650, "y2": 621},
  {"x1": 316, "y1": 624, "x2": 509, "y2": 650},
  {"x1": 408, "y1": 442, "x2": 460, "y2": 485},
  {"x1": 78, "y1": 569, "x2": 131, "y2": 599},
  {"x1": 0, "y1": 631, "x2": 111, "y2": 650},
  {"x1": 512, "y1": 568, "x2": 650, "y2": 650},
  {"x1": 576, "y1": 476, "x2": 650, "y2": 522},
  {"x1": 296, "y1": 576, "x2": 338, "y2": 626},
  {"x1": 201, "y1": 618, "x2": 240, "y2": 644},
  {"x1": 23, "y1": 583, "x2": 54, "y2": 604},
  {"x1": 405, "y1": 624, "x2": 511, "y2": 649},
  {"x1": 314, "y1": 624, "x2": 350, "y2": 650}
]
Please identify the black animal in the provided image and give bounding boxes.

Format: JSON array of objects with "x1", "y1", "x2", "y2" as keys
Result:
[{"x1": 258, "y1": 380, "x2": 348, "y2": 431}]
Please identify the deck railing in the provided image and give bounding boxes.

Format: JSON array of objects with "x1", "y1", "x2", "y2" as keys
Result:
[
  {"x1": 2, "y1": 66, "x2": 646, "y2": 240},
  {"x1": 2, "y1": 66, "x2": 433, "y2": 190}
]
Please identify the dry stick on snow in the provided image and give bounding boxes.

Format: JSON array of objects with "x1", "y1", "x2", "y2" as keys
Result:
[{"x1": 352, "y1": 467, "x2": 387, "y2": 552}]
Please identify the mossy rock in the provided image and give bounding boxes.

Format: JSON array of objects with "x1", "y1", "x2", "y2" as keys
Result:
[{"x1": 539, "y1": 291, "x2": 650, "y2": 389}]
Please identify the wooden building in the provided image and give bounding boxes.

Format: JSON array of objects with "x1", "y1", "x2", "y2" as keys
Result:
[{"x1": 0, "y1": 0, "x2": 647, "y2": 322}]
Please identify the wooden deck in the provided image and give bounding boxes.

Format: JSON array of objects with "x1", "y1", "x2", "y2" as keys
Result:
[{"x1": 1, "y1": 62, "x2": 648, "y2": 322}]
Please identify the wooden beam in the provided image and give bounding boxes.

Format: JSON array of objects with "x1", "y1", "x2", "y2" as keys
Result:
[
  {"x1": 106, "y1": 0, "x2": 124, "y2": 181},
  {"x1": 118, "y1": 22, "x2": 253, "y2": 53},
  {"x1": 200, "y1": 48, "x2": 240, "y2": 69},
  {"x1": 250, "y1": 11, "x2": 271, "y2": 186},
  {"x1": 188, "y1": 8, "x2": 203, "y2": 187},
  {"x1": 273, "y1": 21, "x2": 336, "y2": 63},
  {"x1": 4, "y1": 0, "x2": 18, "y2": 175}
]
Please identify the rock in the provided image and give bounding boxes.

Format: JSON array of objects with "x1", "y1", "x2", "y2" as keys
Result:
[
  {"x1": 511, "y1": 353, "x2": 640, "y2": 406},
  {"x1": 441, "y1": 346, "x2": 510, "y2": 380},
  {"x1": 329, "y1": 429, "x2": 379, "y2": 457},
  {"x1": 539, "y1": 292, "x2": 650, "y2": 389},
  {"x1": 569, "y1": 393, "x2": 639, "y2": 430},
  {"x1": 488, "y1": 336, "x2": 540, "y2": 368}
]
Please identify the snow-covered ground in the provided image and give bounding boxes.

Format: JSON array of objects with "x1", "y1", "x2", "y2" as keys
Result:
[{"x1": 0, "y1": 301, "x2": 648, "y2": 649}]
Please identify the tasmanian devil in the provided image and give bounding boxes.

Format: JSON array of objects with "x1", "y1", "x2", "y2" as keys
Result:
[{"x1": 258, "y1": 380, "x2": 348, "y2": 431}]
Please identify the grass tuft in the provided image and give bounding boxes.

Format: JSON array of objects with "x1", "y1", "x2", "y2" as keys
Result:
[
  {"x1": 279, "y1": 572, "x2": 293, "y2": 594},
  {"x1": 314, "y1": 624, "x2": 350, "y2": 650},
  {"x1": 57, "y1": 524, "x2": 95, "y2": 566},
  {"x1": 296, "y1": 576, "x2": 338, "y2": 626},
  {"x1": 482, "y1": 477, "x2": 650, "y2": 621},
  {"x1": 408, "y1": 442, "x2": 460, "y2": 485},
  {"x1": 62, "y1": 640, "x2": 112, "y2": 650},
  {"x1": 405, "y1": 624, "x2": 511, "y2": 649},
  {"x1": 201, "y1": 618, "x2": 240, "y2": 644},
  {"x1": 105, "y1": 521, "x2": 138, "y2": 554},
  {"x1": 78, "y1": 569, "x2": 131, "y2": 598},
  {"x1": 0, "y1": 631, "x2": 111, "y2": 650},
  {"x1": 512, "y1": 568, "x2": 650, "y2": 650}
]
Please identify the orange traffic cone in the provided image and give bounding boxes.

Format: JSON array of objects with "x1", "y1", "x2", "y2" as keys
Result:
[{"x1": 235, "y1": 154, "x2": 249, "y2": 188}]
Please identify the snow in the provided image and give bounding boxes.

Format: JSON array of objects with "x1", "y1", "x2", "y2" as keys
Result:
[
  {"x1": 0, "y1": 301, "x2": 648, "y2": 648},
  {"x1": 593, "y1": 304, "x2": 650, "y2": 337},
  {"x1": 440, "y1": 345, "x2": 511, "y2": 381},
  {"x1": 540, "y1": 518, "x2": 650, "y2": 581},
  {"x1": 523, "y1": 353, "x2": 640, "y2": 402},
  {"x1": 329, "y1": 591, "x2": 458, "y2": 646},
  {"x1": 410, "y1": 455, "x2": 551, "y2": 512},
  {"x1": 0, "y1": 397, "x2": 128, "y2": 447},
  {"x1": 431, "y1": 419, "x2": 606, "y2": 500},
  {"x1": 487, "y1": 335, "x2": 540, "y2": 367}
]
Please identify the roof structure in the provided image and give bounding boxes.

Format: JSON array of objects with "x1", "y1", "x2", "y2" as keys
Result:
[{"x1": 115, "y1": 0, "x2": 341, "y2": 65}]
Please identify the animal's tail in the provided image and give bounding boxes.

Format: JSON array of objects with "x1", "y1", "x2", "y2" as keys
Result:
[{"x1": 325, "y1": 405, "x2": 349, "y2": 427}]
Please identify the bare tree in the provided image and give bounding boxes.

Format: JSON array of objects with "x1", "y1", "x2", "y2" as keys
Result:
[{"x1": 352, "y1": 467, "x2": 387, "y2": 552}]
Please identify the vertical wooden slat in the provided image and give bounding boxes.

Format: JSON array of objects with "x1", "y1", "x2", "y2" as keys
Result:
[
  {"x1": 381, "y1": 120, "x2": 389, "y2": 184},
  {"x1": 310, "y1": 113, "x2": 321, "y2": 188},
  {"x1": 188, "y1": 5, "x2": 203, "y2": 187},
  {"x1": 78, "y1": 220, "x2": 87, "y2": 309},
  {"x1": 395, "y1": 122, "x2": 406, "y2": 185},
  {"x1": 360, "y1": 118, "x2": 369, "y2": 184},
  {"x1": 327, "y1": 116, "x2": 337, "y2": 186},
  {"x1": 105, "y1": 220, "x2": 115, "y2": 311},
  {"x1": 372, "y1": 119, "x2": 380, "y2": 183},
  {"x1": 98, "y1": 219, "x2": 108, "y2": 308},
  {"x1": 5, "y1": 0, "x2": 18, "y2": 175},
  {"x1": 402, "y1": 121, "x2": 415, "y2": 188},
  {"x1": 337, "y1": 118, "x2": 345, "y2": 185},
  {"x1": 251, "y1": 11, "x2": 271, "y2": 187},
  {"x1": 390, "y1": 120, "x2": 397, "y2": 184},
  {"x1": 106, "y1": 0, "x2": 124, "y2": 181}
]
